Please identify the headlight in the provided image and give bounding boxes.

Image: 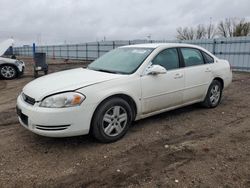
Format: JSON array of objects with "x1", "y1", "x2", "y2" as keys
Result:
[
  {"x1": 15, "y1": 60, "x2": 23, "y2": 64},
  {"x1": 40, "y1": 92, "x2": 85, "y2": 108}
]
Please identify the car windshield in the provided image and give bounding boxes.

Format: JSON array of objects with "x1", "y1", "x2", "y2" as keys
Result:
[{"x1": 88, "y1": 47, "x2": 153, "y2": 74}]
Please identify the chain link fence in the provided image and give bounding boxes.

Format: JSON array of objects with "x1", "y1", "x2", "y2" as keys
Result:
[{"x1": 13, "y1": 36, "x2": 250, "y2": 71}]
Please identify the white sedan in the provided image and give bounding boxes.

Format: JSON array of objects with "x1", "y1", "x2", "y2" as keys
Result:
[
  {"x1": 16, "y1": 43, "x2": 232, "y2": 142},
  {"x1": 0, "y1": 39, "x2": 25, "y2": 79}
]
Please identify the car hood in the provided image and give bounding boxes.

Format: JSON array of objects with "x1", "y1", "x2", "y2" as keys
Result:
[
  {"x1": 23, "y1": 68, "x2": 124, "y2": 100},
  {"x1": 0, "y1": 57, "x2": 16, "y2": 63},
  {"x1": 0, "y1": 39, "x2": 14, "y2": 56}
]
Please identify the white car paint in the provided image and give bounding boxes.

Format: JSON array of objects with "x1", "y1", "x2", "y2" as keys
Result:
[
  {"x1": 23, "y1": 68, "x2": 125, "y2": 101},
  {"x1": 0, "y1": 39, "x2": 25, "y2": 78},
  {"x1": 0, "y1": 57, "x2": 24, "y2": 73},
  {"x1": 16, "y1": 43, "x2": 232, "y2": 137}
]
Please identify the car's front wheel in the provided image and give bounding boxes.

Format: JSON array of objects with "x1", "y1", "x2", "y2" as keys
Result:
[
  {"x1": 202, "y1": 80, "x2": 222, "y2": 108},
  {"x1": 0, "y1": 65, "x2": 17, "y2": 79},
  {"x1": 92, "y1": 98, "x2": 133, "y2": 143}
]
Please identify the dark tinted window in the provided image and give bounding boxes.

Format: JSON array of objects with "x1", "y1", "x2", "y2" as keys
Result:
[
  {"x1": 181, "y1": 48, "x2": 204, "y2": 67},
  {"x1": 203, "y1": 52, "x2": 214, "y2": 63},
  {"x1": 152, "y1": 48, "x2": 179, "y2": 70}
]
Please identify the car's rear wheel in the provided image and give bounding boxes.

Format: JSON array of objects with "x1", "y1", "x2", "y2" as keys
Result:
[
  {"x1": 202, "y1": 80, "x2": 222, "y2": 108},
  {"x1": 92, "y1": 98, "x2": 132, "y2": 143},
  {"x1": 0, "y1": 65, "x2": 17, "y2": 79}
]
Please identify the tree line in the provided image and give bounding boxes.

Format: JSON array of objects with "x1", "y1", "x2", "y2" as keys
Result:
[{"x1": 176, "y1": 18, "x2": 250, "y2": 40}]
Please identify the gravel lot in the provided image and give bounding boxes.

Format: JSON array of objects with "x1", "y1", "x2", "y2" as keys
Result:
[{"x1": 0, "y1": 58, "x2": 250, "y2": 188}]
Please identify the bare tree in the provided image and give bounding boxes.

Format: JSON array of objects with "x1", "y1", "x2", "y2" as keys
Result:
[
  {"x1": 176, "y1": 25, "x2": 206, "y2": 40},
  {"x1": 196, "y1": 24, "x2": 206, "y2": 39},
  {"x1": 176, "y1": 17, "x2": 250, "y2": 40},
  {"x1": 217, "y1": 18, "x2": 250, "y2": 37},
  {"x1": 217, "y1": 18, "x2": 236, "y2": 37},
  {"x1": 206, "y1": 23, "x2": 216, "y2": 39},
  {"x1": 233, "y1": 19, "x2": 250, "y2": 36},
  {"x1": 176, "y1": 27, "x2": 195, "y2": 40},
  {"x1": 217, "y1": 21, "x2": 227, "y2": 37}
]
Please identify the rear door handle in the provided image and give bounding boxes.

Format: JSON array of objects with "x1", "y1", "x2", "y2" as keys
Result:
[
  {"x1": 205, "y1": 68, "x2": 211, "y2": 72},
  {"x1": 174, "y1": 73, "x2": 183, "y2": 79}
]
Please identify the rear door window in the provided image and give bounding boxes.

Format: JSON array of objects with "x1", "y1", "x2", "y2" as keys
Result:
[
  {"x1": 202, "y1": 52, "x2": 214, "y2": 64},
  {"x1": 180, "y1": 48, "x2": 205, "y2": 67}
]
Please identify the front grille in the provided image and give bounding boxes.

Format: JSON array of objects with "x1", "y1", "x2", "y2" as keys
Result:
[
  {"x1": 22, "y1": 93, "x2": 36, "y2": 105},
  {"x1": 20, "y1": 113, "x2": 28, "y2": 126},
  {"x1": 35, "y1": 124, "x2": 70, "y2": 131},
  {"x1": 16, "y1": 106, "x2": 28, "y2": 126}
]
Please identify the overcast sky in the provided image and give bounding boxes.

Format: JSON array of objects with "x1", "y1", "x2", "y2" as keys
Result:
[{"x1": 0, "y1": 0, "x2": 249, "y2": 46}]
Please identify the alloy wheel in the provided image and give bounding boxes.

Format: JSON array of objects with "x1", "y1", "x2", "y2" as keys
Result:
[
  {"x1": 1, "y1": 66, "x2": 16, "y2": 79},
  {"x1": 102, "y1": 106, "x2": 128, "y2": 137},
  {"x1": 210, "y1": 85, "x2": 221, "y2": 105}
]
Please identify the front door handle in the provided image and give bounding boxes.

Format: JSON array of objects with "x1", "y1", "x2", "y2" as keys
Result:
[{"x1": 174, "y1": 73, "x2": 183, "y2": 79}]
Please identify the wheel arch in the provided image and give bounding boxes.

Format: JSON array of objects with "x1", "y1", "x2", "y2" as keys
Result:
[
  {"x1": 213, "y1": 77, "x2": 224, "y2": 89},
  {"x1": 89, "y1": 93, "x2": 138, "y2": 133}
]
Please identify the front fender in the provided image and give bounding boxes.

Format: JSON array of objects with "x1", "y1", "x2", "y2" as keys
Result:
[{"x1": 77, "y1": 76, "x2": 142, "y2": 119}]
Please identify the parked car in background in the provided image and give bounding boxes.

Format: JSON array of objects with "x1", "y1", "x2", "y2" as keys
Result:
[
  {"x1": 0, "y1": 57, "x2": 25, "y2": 79},
  {"x1": 17, "y1": 43, "x2": 232, "y2": 142},
  {"x1": 0, "y1": 39, "x2": 25, "y2": 79}
]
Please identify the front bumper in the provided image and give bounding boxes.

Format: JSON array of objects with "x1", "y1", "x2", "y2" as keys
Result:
[
  {"x1": 17, "y1": 61, "x2": 25, "y2": 76},
  {"x1": 16, "y1": 95, "x2": 95, "y2": 137}
]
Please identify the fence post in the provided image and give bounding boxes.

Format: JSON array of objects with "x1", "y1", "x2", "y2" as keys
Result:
[
  {"x1": 32, "y1": 43, "x2": 35, "y2": 58},
  {"x1": 112, "y1": 41, "x2": 115, "y2": 49},
  {"x1": 46, "y1": 46, "x2": 49, "y2": 58},
  {"x1": 212, "y1": 39, "x2": 216, "y2": 55},
  {"x1": 97, "y1": 42, "x2": 100, "y2": 58},
  {"x1": 67, "y1": 45, "x2": 69, "y2": 59},
  {"x1": 59, "y1": 46, "x2": 61, "y2": 58},
  {"x1": 86, "y1": 43, "x2": 88, "y2": 61},
  {"x1": 76, "y1": 44, "x2": 78, "y2": 59},
  {"x1": 52, "y1": 46, "x2": 55, "y2": 59}
]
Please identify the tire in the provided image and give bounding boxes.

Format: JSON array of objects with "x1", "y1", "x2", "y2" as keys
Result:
[
  {"x1": 92, "y1": 98, "x2": 133, "y2": 143},
  {"x1": 0, "y1": 65, "x2": 17, "y2": 79},
  {"x1": 34, "y1": 71, "x2": 38, "y2": 78},
  {"x1": 202, "y1": 80, "x2": 222, "y2": 108}
]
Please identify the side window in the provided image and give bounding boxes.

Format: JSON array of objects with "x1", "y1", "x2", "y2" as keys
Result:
[
  {"x1": 152, "y1": 48, "x2": 179, "y2": 70},
  {"x1": 181, "y1": 48, "x2": 205, "y2": 67},
  {"x1": 203, "y1": 52, "x2": 214, "y2": 64}
]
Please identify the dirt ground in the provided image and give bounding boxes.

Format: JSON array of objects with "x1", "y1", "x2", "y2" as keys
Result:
[{"x1": 0, "y1": 57, "x2": 250, "y2": 188}]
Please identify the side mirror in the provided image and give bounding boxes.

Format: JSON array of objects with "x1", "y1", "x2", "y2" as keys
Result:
[{"x1": 146, "y1": 65, "x2": 167, "y2": 75}]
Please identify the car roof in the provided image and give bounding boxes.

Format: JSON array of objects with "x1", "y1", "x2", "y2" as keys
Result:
[
  {"x1": 119, "y1": 42, "x2": 217, "y2": 60},
  {"x1": 120, "y1": 43, "x2": 203, "y2": 49}
]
